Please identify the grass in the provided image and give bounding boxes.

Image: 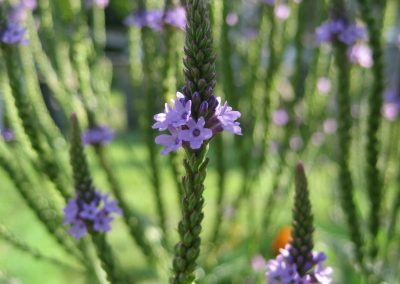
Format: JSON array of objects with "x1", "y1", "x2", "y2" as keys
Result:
[{"x1": 0, "y1": 133, "x2": 399, "y2": 283}]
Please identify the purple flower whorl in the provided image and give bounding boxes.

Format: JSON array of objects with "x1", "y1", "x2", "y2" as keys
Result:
[
  {"x1": 65, "y1": 114, "x2": 121, "y2": 240},
  {"x1": 64, "y1": 191, "x2": 122, "y2": 239},
  {"x1": 82, "y1": 125, "x2": 115, "y2": 146},
  {"x1": 266, "y1": 245, "x2": 333, "y2": 284},
  {"x1": 153, "y1": 92, "x2": 242, "y2": 155},
  {"x1": 266, "y1": 164, "x2": 333, "y2": 283},
  {"x1": 0, "y1": 0, "x2": 37, "y2": 45}
]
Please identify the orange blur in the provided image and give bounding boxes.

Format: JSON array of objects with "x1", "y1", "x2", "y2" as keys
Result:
[{"x1": 272, "y1": 226, "x2": 292, "y2": 255}]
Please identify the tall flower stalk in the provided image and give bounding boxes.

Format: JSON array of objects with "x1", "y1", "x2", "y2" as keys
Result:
[
  {"x1": 151, "y1": 1, "x2": 241, "y2": 282},
  {"x1": 67, "y1": 114, "x2": 125, "y2": 284},
  {"x1": 266, "y1": 163, "x2": 332, "y2": 283},
  {"x1": 356, "y1": 0, "x2": 385, "y2": 259}
]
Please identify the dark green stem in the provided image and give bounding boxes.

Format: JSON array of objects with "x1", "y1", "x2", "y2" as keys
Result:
[
  {"x1": 290, "y1": 163, "x2": 314, "y2": 276},
  {"x1": 171, "y1": 147, "x2": 209, "y2": 284},
  {"x1": 356, "y1": 0, "x2": 385, "y2": 259},
  {"x1": 334, "y1": 43, "x2": 365, "y2": 267}
]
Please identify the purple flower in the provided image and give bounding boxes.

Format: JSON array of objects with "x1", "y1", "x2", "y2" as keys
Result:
[
  {"x1": 82, "y1": 125, "x2": 115, "y2": 145},
  {"x1": 275, "y1": 4, "x2": 291, "y2": 21},
  {"x1": 316, "y1": 19, "x2": 366, "y2": 46},
  {"x1": 317, "y1": 77, "x2": 331, "y2": 94},
  {"x1": 347, "y1": 43, "x2": 373, "y2": 68},
  {"x1": 382, "y1": 88, "x2": 400, "y2": 121},
  {"x1": 323, "y1": 119, "x2": 337, "y2": 134},
  {"x1": 63, "y1": 190, "x2": 121, "y2": 240},
  {"x1": 22, "y1": 0, "x2": 37, "y2": 10},
  {"x1": 68, "y1": 220, "x2": 87, "y2": 240},
  {"x1": 1, "y1": 129, "x2": 15, "y2": 142},
  {"x1": 272, "y1": 109, "x2": 289, "y2": 126},
  {"x1": 153, "y1": 92, "x2": 192, "y2": 130},
  {"x1": 215, "y1": 99, "x2": 242, "y2": 135},
  {"x1": 164, "y1": 7, "x2": 186, "y2": 30},
  {"x1": 251, "y1": 255, "x2": 267, "y2": 272},
  {"x1": 155, "y1": 127, "x2": 183, "y2": 155},
  {"x1": 179, "y1": 117, "x2": 212, "y2": 149},
  {"x1": 266, "y1": 245, "x2": 333, "y2": 283},
  {"x1": 338, "y1": 25, "x2": 367, "y2": 45},
  {"x1": 124, "y1": 9, "x2": 164, "y2": 31},
  {"x1": 0, "y1": 22, "x2": 27, "y2": 45},
  {"x1": 226, "y1": 12, "x2": 238, "y2": 26}
]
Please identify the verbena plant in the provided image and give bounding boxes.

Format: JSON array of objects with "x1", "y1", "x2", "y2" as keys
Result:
[{"x1": 0, "y1": 0, "x2": 399, "y2": 283}]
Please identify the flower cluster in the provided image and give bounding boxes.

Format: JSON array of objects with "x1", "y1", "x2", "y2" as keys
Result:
[
  {"x1": 124, "y1": 7, "x2": 186, "y2": 31},
  {"x1": 316, "y1": 19, "x2": 366, "y2": 46},
  {"x1": 63, "y1": 190, "x2": 122, "y2": 239},
  {"x1": 153, "y1": 92, "x2": 241, "y2": 155},
  {"x1": 0, "y1": 0, "x2": 36, "y2": 45},
  {"x1": 315, "y1": 18, "x2": 373, "y2": 68},
  {"x1": 82, "y1": 125, "x2": 115, "y2": 145},
  {"x1": 266, "y1": 245, "x2": 333, "y2": 283}
]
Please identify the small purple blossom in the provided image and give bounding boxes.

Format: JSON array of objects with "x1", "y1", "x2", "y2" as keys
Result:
[
  {"x1": 0, "y1": 22, "x2": 27, "y2": 45},
  {"x1": 226, "y1": 12, "x2": 238, "y2": 26},
  {"x1": 252, "y1": 255, "x2": 267, "y2": 272},
  {"x1": 21, "y1": 0, "x2": 37, "y2": 10},
  {"x1": 153, "y1": 92, "x2": 192, "y2": 130},
  {"x1": 214, "y1": 99, "x2": 242, "y2": 135},
  {"x1": 91, "y1": 0, "x2": 109, "y2": 8},
  {"x1": 1, "y1": 129, "x2": 15, "y2": 142},
  {"x1": 266, "y1": 245, "x2": 333, "y2": 283},
  {"x1": 125, "y1": 7, "x2": 186, "y2": 31},
  {"x1": 347, "y1": 43, "x2": 373, "y2": 68},
  {"x1": 82, "y1": 125, "x2": 115, "y2": 145},
  {"x1": 179, "y1": 117, "x2": 212, "y2": 149},
  {"x1": 164, "y1": 7, "x2": 187, "y2": 30},
  {"x1": 323, "y1": 119, "x2": 337, "y2": 134},
  {"x1": 155, "y1": 127, "x2": 183, "y2": 155},
  {"x1": 382, "y1": 88, "x2": 400, "y2": 121},
  {"x1": 317, "y1": 77, "x2": 331, "y2": 94},
  {"x1": 63, "y1": 190, "x2": 121, "y2": 239},
  {"x1": 124, "y1": 9, "x2": 164, "y2": 30},
  {"x1": 316, "y1": 19, "x2": 366, "y2": 46},
  {"x1": 275, "y1": 4, "x2": 291, "y2": 21},
  {"x1": 272, "y1": 109, "x2": 289, "y2": 126}
]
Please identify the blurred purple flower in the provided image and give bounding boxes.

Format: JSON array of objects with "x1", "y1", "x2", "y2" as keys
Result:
[
  {"x1": 63, "y1": 190, "x2": 121, "y2": 239},
  {"x1": 1, "y1": 129, "x2": 15, "y2": 142},
  {"x1": 155, "y1": 127, "x2": 183, "y2": 155},
  {"x1": 272, "y1": 109, "x2": 289, "y2": 126},
  {"x1": 317, "y1": 77, "x2": 331, "y2": 94},
  {"x1": 179, "y1": 117, "x2": 212, "y2": 149},
  {"x1": 22, "y1": 0, "x2": 37, "y2": 10},
  {"x1": 0, "y1": 22, "x2": 27, "y2": 45},
  {"x1": 311, "y1": 132, "x2": 325, "y2": 146},
  {"x1": 290, "y1": 136, "x2": 303, "y2": 152},
  {"x1": 275, "y1": 4, "x2": 291, "y2": 21},
  {"x1": 347, "y1": 43, "x2": 373, "y2": 68},
  {"x1": 124, "y1": 9, "x2": 164, "y2": 30},
  {"x1": 125, "y1": 7, "x2": 186, "y2": 31},
  {"x1": 226, "y1": 12, "x2": 238, "y2": 26},
  {"x1": 382, "y1": 88, "x2": 400, "y2": 121},
  {"x1": 164, "y1": 6, "x2": 186, "y2": 30},
  {"x1": 252, "y1": 255, "x2": 267, "y2": 272},
  {"x1": 316, "y1": 19, "x2": 366, "y2": 46},
  {"x1": 82, "y1": 125, "x2": 115, "y2": 145},
  {"x1": 323, "y1": 119, "x2": 337, "y2": 134}
]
